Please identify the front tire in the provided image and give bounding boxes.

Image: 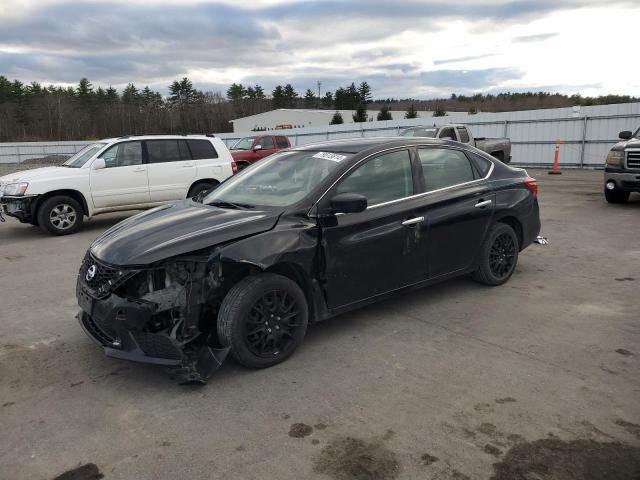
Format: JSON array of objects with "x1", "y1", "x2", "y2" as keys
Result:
[
  {"x1": 37, "y1": 195, "x2": 83, "y2": 235},
  {"x1": 187, "y1": 182, "x2": 214, "y2": 199},
  {"x1": 217, "y1": 273, "x2": 308, "y2": 369},
  {"x1": 604, "y1": 188, "x2": 629, "y2": 204},
  {"x1": 472, "y1": 223, "x2": 519, "y2": 286}
]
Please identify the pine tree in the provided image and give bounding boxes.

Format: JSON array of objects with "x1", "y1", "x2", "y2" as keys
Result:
[
  {"x1": 352, "y1": 103, "x2": 367, "y2": 122},
  {"x1": 169, "y1": 77, "x2": 197, "y2": 106},
  {"x1": 405, "y1": 104, "x2": 418, "y2": 119},
  {"x1": 377, "y1": 105, "x2": 392, "y2": 121},
  {"x1": 122, "y1": 83, "x2": 140, "y2": 104},
  {"x1": 330, "y1": 111, "x2": 343, "y2": 125},
  {"x1": 358, "y1": 81, "x2": 372, "y2": 104},
  {"x1": 433, "y1": 106, "x2": 447, "y2": 117},
  {"x1": 272, "y1": 85, "x2": 286, "y2": 108},
  {"x1": 283, "y1": 84, "x2": 298, "y2": 107},
  {"x1": 303, "y1": 89, "x2": 316, "y2": 108},
  {"x1": 253, "y1": 85, "x2": 265, "y2": 99},
  {"x1": 321, "y1": 91, "x2": 333, "y2": 108},
  {"x1": 227, "y1": 83, "x2": 245, "y2": 102}
]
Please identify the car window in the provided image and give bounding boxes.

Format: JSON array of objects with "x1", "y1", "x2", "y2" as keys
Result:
[
  {"x1": 417, "y1": 148, "x2": 476, "y2": 192},
  {"x1": 100, "y1": 141, "x2": 143, "y2": 168},
  {"x1": 439, "y1": 127, "x2": 456, "y2": 140},
  {"x1": 258, "y1": 137, "x2": 275, "y2": 149},
  {"x1": 187, "y1": 139, "x2": 218, "y2": 159},
  {"x1": 336, "y1": 150, "x2": 413, "y2": 206},
  {"x1": 146, "y1": 140, "x2": 183, "y2": 163},
  {"x1": 276, "y1": 136, "x2": 289, "y2": 148},
  {"x1": 468, "y1": 152, "x2": 492, "y2": 177},
  {"x1": 400, "y1": 128, "x2": 437, "y2": 138},
  {"x1": 456, "y1": 127, "x2": 470, "y2": 143}
]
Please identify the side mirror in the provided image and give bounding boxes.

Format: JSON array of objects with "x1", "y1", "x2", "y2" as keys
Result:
[
  {"x1": 92, "y1": 158, "x2": 106, "y2": 170},
  {"x1": 253, "y1": 145, "x2": 263, "y2": 151},
  {"x1": 619, "y1": 131, "x2": 633, "y2": 140},
  {"x1": 329, "y1": 193, "x2": 367, "y2": 214}
]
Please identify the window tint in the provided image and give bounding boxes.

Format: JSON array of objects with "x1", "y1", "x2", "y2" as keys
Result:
[
  {"x1": 258, "y1": 137, "x2": 275, "y2": 149},
  {"x1": 146, "y1": 140, "x2": 183, "y2": 163},
  {"x1": 187, "y1": 139, "x2": 218, "y2": 159},
  {"x1": 275, "y1": 136, "x2": 289, "y2": 148},
  {"x1": 456, "y1": 127, "x2": 470, "y2": 143},
  {"x1": 101, "y1": 141, "x2": 143, "y2": 168},
  {"x1": 439, "y1": 127, "x2": 456, "y2": 140},
  {"x1": 417, "y1": 148, "x2": 476, "y2": 192},
  {"x1": 178, "y1": 140, "x2": 191, "y2": 160},
  {"x1": 336, "y1": 150, "x2": 413, "y2": 206},
  {"x1": 468, "y1": 152, "x2": 492, "y2": 177}
]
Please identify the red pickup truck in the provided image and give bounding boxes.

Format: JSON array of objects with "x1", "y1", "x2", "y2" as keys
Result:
[{"x1": 230, "y1": 134, "x2": 291, "y2": 170}]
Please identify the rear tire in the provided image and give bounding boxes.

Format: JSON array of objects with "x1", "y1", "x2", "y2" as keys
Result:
[
  {"x1": 472, "y1": 223, "x2": 519, "y2": 286},
  {"x1": 217, "y1": 273, "x2": 308, "y2": 369},
  {"x1": 604, "y1": 188, "x2": 629, "y2": 204},
  {"x1": 187, "y1": 182, "x2": 214, "y2": 199},
  {"x1": 37, "y1": 195, "x2": 83, "y2": 235}
]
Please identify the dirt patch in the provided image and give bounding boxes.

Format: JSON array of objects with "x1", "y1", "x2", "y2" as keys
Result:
[
  {"x1": 614, "y1": 277, "x2": 635, "y2": 282},
  {"x1": 289, "y1": 422, "x2": 313, "y2": 438},
  {"x1": 52, "y1": 463, "x2": 104, "y2": 480},
  {"x1": 314, "y1": 423, "x2": 327, "y2": 430},
  {"x1": 615, "y1": 348, "x2": 633, "y2": 356},
  {"x1": 615, "y1": 419, "x2": 640, "y2": 441},
  {"x1": 2, "y1": 401, "x2": 16, "y2": 407},
  {"x1": 484, "y1": 444, "x2": 502, "y2": 456},
  {"x1": 474, "y1": 402, "x2": 494, "y2": 413},
  {"x1": 495, "y1": 397, "x2": 517, "y2": 404},
  {"x1": 477, "y1": 422, "x2": 497, "y2": 436},
  {"x1": 420, "y1": 453, "x2": 438, "y2": 466},
  {"x1": 382, "y1": 429, "x2": 395, "y2": 441},
  {"x1": 490, "y1": 438, "x2": 640, "y2": 480},
  {"x1": 313, "y1": 436, "x2": 400, "y2": 480}
]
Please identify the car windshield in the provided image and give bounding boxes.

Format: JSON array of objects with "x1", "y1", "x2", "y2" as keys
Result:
[
  {"x1": 231, "y1": 137, "x2": 255, "y2": 150},
  {"x1": 62, "y1": 143, "x2": 106, "y2": 168},
  {"x1": 634, "y1": 127, "x2": 640, "y2": 139},
  {"x1": 203, "y1": 150, "x2": 351, "y2": 208},
  {"x1": 400, "y1": 128, "x2": 437, "y2": 138}
]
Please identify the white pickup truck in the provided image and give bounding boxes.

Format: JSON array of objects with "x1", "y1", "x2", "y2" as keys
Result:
[{"x1": 0, "y1": 134, "x2": 236, "y2": 235}]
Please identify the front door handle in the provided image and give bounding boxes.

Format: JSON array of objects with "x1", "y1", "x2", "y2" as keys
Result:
[
  {"x1": 133, "y1": 167, "x2": 146, "y2": 172},
  {"x1": 475, "y1": 199, "x2": 492, "y2": 208},
  {"x1": 182, "y1": 162, "x2": 194, "y2": 167},
  {"x1": 402, "y1": 216, "x2": 424, "y2": 226}
]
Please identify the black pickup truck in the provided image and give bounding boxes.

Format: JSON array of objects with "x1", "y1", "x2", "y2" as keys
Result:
[{"x1": 604, "y1": 128, "x2": 640, "y2": 203}]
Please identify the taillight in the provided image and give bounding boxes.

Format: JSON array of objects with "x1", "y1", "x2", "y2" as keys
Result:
[
  {"x1": 523, "y1": 177, "x2": 538, "y2": 197},
  {"x1": 231, "y1": 160, "x2": 238, "y2": 175}
]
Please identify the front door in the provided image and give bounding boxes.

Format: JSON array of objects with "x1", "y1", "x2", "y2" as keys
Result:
[
  {"x1": 90, "y1": 140, "x2": 150, "y2": 209},
  {"x1": 320, "y1": 149, "x2": 427, "y2": 309},
  {"x1": 415, "y1": 147, "x2": 494, "y2": 277},
  {"x1": 252, "y1": 136, "x2": 277, "y2": 161}
]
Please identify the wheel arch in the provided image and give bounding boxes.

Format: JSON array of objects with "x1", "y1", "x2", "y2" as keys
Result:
[
  {"x1": 495, "y1": 215, "x2": 523, "y2": 250},
  {"x1": 187, "y1": 178, "x2": 220, "y2": 197},
  {"x1": 31, "y1": 189, "x2": 90, "y2": 218}
]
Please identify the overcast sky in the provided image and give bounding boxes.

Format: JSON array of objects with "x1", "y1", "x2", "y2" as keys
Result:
[{"x1": 0, "y1": 0, "x2": 638, "y2": 99}]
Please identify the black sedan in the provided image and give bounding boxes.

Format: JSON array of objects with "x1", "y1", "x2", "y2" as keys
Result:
[{"x1": 76, "y1": 137, "x2": 541, "y2": 381}]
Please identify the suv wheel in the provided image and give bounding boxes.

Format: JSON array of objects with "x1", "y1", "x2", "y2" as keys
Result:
[
  {"x1": 604, "y1": 188, "x2": 629, "y2": 204},
  {"x1": 37, "y1": 195, "x2": 83, "y2": 235},
  {"x1": 472, "y1": 223, "x2": 519, "y2": 286},
  {"x1": 217, "y1": 273, "x2": 308, "y2": 369},
  {"x1": 187, "y1": 182, "x2": 214, "y2": 199}
]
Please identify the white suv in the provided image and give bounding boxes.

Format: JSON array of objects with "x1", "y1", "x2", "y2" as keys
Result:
[{"x1": 0, "y1": 135, "x2": 236, "y2": 235}]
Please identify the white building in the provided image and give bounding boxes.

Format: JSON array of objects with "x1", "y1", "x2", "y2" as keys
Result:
[{"x1": 229, "y1": 108, "x2": 453, "y2": 132}]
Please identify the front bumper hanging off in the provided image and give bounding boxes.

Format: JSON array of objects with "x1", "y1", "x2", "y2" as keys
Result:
[{"x1": 76, "y1": 286, "x2": 230, "y2": 382}]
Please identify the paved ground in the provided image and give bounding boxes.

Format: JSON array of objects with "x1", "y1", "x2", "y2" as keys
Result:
[{"x1": 0, "y1": 169, "x2": 638, "y2": 480}]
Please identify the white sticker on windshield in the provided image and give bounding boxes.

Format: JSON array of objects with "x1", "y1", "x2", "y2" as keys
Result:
[{"x1": 312, "y1": 152, "x2": 347, "y2": 162}]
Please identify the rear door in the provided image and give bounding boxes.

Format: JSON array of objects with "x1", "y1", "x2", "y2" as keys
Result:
[
  {"x1": 320, "y1": 149, "x2": 428, "y2": 308},
  {"x1": 416, "y1": 147, "x2": 495, "y2": 278},
  {"x1": 146, "y1": 139, "x2": 196, "y2": 202},
  {"x1": 90, "y1": 141, "x2": 150, "y2": 208}
]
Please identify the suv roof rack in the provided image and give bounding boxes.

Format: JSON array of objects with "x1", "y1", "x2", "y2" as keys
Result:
[{"x1": 117, "y1": 133, "x2": 213, "y2": 139}]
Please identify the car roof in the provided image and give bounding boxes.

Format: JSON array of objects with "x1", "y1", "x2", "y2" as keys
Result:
[
  {"x1": 291, "y1": 136, "x2": 459, "y2": 154},
  {"x1": 103, "y1": 134, "x2": 216, "y2": 142}
]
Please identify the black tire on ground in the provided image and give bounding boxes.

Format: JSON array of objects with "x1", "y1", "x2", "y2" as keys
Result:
[
  {"x1": 472, "y1": 222, "x2": 519, "y2": 286},
  {"x1": 217, "y1": 273, "x2": 309, "y2": 369},
  {"x1": 187, "y1": 182, "x2": 214, "y2": 199},
  {"x1": 604, "y1": 188, "x2": 629, "y2": 204},
  {"x1": 37, "y1": 195, "x2": 83, "y2": 235}
]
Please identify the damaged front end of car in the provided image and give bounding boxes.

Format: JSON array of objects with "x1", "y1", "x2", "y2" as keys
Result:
[{"x1": 76, "y1": 249, "x2": 239, "y2": 383}]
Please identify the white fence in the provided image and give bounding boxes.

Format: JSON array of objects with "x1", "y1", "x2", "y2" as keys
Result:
[{"x1": 2, "y1": 102, "x2": 639, "y2": 168}]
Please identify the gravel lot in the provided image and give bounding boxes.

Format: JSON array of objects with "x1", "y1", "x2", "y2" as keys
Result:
[{"x1": 0, "y1": 169, "x2": 638, "y2": 480}]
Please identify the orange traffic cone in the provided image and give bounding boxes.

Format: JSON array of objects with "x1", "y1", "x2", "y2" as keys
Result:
[{"x1": 548, "y1": 139, "x2": 562, "y2": 175}]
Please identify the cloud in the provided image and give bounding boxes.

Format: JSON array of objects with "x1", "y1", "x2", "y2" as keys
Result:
[
  {"x1": 512, "y1": 33, "x2": 558, "y2": 43},
  {"x1": 433, "y1": 54, "x2": 495, "y2": 66}
]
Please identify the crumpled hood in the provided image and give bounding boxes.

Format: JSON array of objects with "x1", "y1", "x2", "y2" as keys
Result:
[
  {"x1": 91, "y1": 200, "x2": 281, "y2": 266},
  {"x1": 0, "y1": 166, "x2": 71, "y2": 184},
  {"x1": 612, "y1": 138, "x2": 640, "y2": 150}
]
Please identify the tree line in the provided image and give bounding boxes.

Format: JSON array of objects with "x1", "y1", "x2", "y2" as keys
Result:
[{"x1": 0, "y1": 74, "x2": 637, "y2": 142}]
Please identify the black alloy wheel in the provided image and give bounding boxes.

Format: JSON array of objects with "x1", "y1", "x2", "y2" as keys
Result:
[
  {"x1": 244, "y1": 290, "x2": 302, "y2": 358},
  {"x1": 218, "y1": 273, "x2": 309, "y2": 368},
  {"x1": 489, "y1": 232, "x2": 516, "y2": 279}
]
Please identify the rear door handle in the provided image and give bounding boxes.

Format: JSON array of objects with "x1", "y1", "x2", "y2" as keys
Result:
[
  {"x1": 182, "y1": 162, "x2": 195, "y2": 167},
  {"x1": 402, "y1": 216, "x2": 424, "y2": 226},
  {"x1": 133, "y1": 167, "x2": 146, "y2": 172},
  {"x1": 475, "y1": 199, "x2": 492, "y2": 208}
]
